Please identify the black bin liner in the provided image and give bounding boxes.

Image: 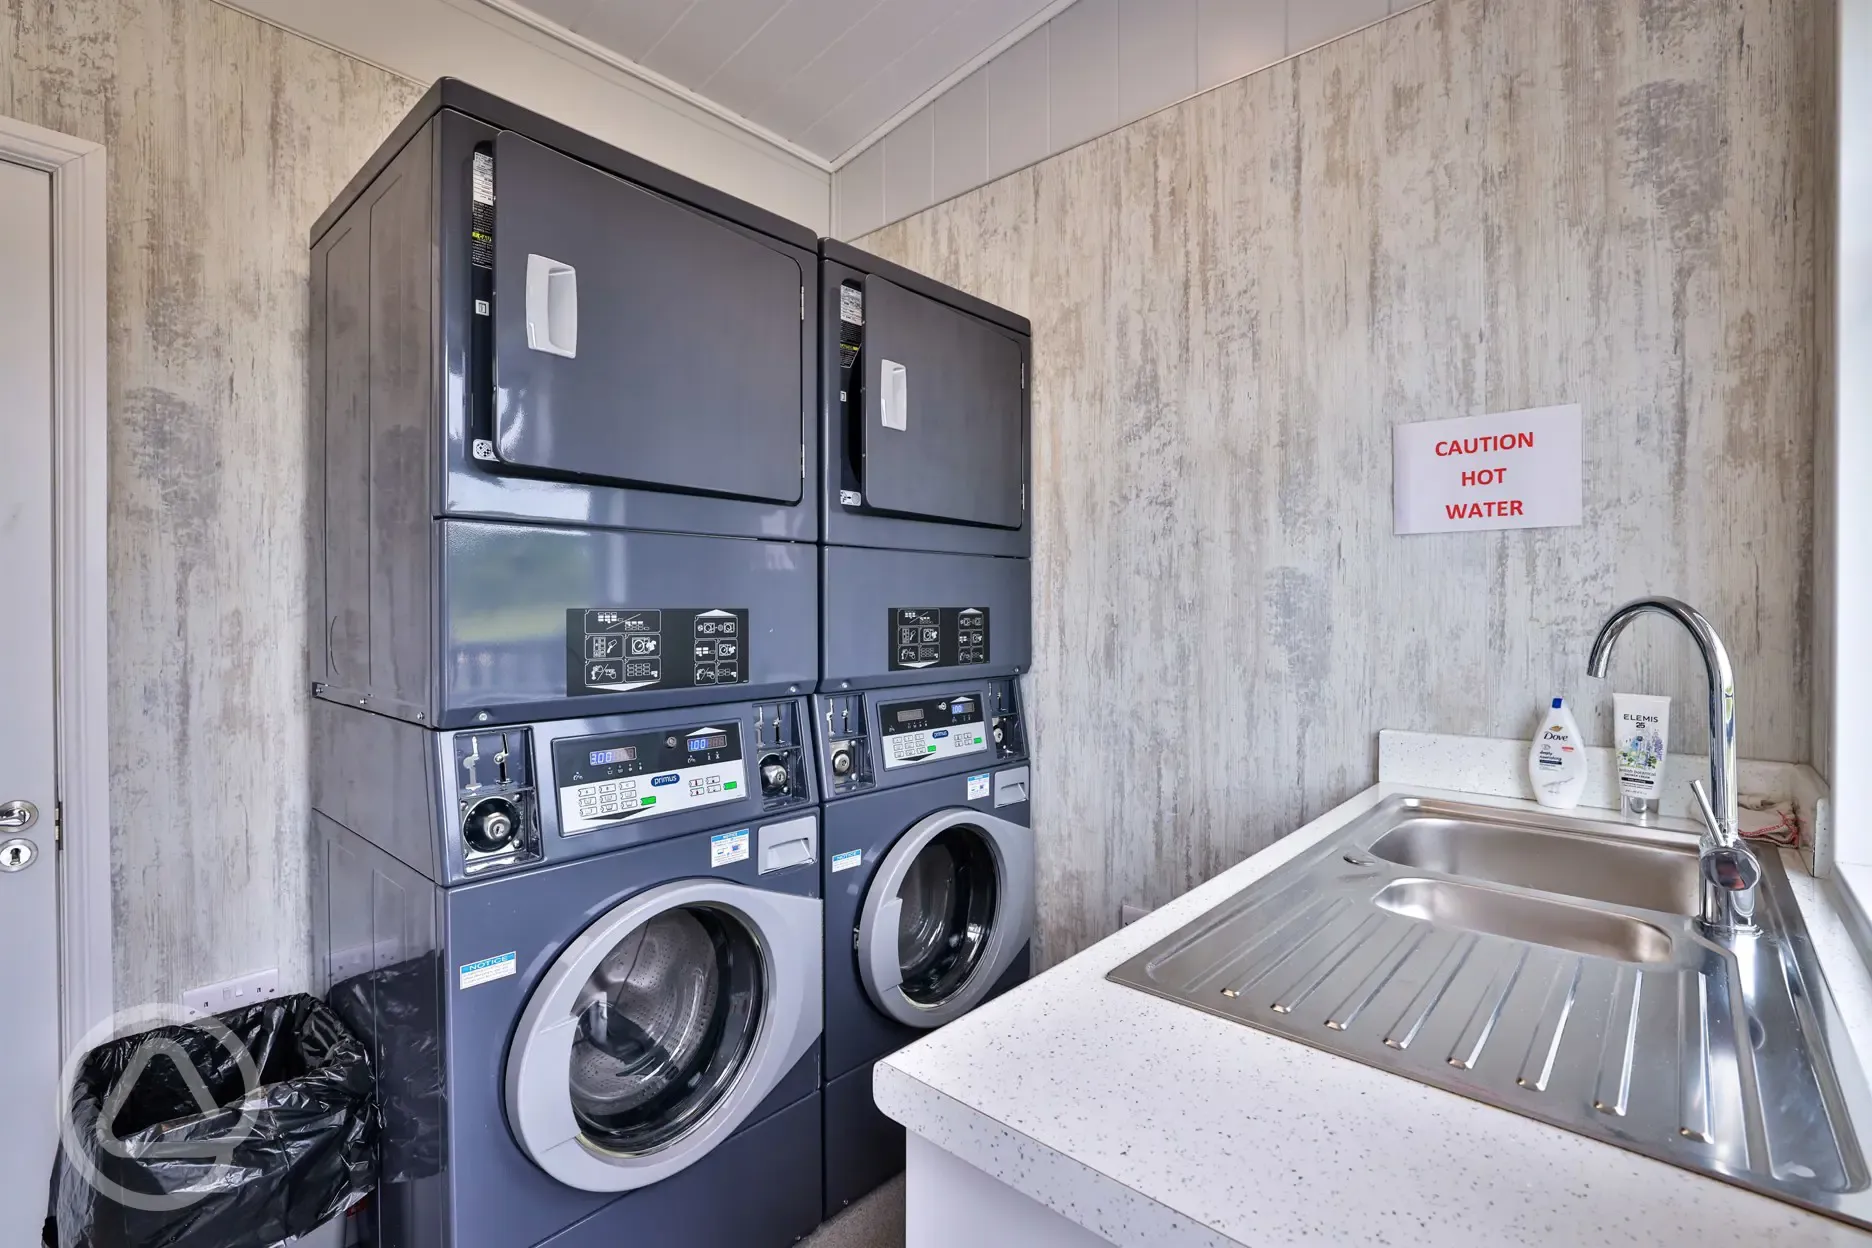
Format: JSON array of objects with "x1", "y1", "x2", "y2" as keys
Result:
[{"x1": 46, "y1": 994, "x2": 377, "y2": 1248}]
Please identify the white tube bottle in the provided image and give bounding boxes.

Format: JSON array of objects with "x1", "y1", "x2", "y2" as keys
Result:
[
  {"x1": 1527, "y1": 696, "x2": 1588, "y2": 809},
  {"x1": 1613, "y1": 693, "x2": 1671, "y2": 824}
]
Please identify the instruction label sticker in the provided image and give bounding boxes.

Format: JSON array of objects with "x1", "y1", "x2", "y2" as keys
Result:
[
  {"x1": 567, "y1": 607, "x2": 749, "y2": 697},
  {"x1": 831, "y1": 848, "x2": 863, "y2": 873},
  {"x1": 459, "y1": 952, "x2": 516, "y2": 991},
  {"x1": 967, "y1": 773, "x2": 991, "y2": 800},
  {"x1": 711, "y1": 828, "x2": 750, "y2": 868},
  {"x1": 888, "y1": 607, "x2": 989, "y2": 670}
]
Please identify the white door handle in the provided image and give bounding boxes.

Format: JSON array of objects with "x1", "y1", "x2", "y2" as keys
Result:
[
  {"x1": 879, "y1": 359, "x2": 908, "y2": 430},
  {"x1": 525, "y1": 254, "x2": 578, "y2": 358}
]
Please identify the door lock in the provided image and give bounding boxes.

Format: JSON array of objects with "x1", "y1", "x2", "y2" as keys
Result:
[
  {"x1": 0, "y1": 800, "x2": 38, "y2": 831},
  {"x1": 0, "y1": 837, "x2": 38, "y2": 872}
]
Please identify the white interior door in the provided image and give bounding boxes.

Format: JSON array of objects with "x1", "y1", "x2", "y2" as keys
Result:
[{"x1": 0, "y1": 154, "x2": 62, "y2": 1245}]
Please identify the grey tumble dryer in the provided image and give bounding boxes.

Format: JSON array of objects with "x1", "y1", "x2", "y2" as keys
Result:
[
  {"x1": 313, "y1": 694, "x2": 825, "y2": 1248},
  {"x1": 309, "y1": 81, "x2": 820, "y2": 730},
  {"x1": 818, "y1": 239, "x2": 1031, "y2": 559}
]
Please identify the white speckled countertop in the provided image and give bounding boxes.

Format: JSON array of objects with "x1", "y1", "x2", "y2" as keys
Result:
[{"x1": 873, "y1": 734, "x2": 1872, "y2": 1247}]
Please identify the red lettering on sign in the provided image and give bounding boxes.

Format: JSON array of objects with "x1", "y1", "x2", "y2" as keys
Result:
[
  {"x1": 1434, "y1": 432, "x2": 1535, "y2": 457},
  {"x1": 1444, "y1": 500, "x2": 1527, "y2": 520}
]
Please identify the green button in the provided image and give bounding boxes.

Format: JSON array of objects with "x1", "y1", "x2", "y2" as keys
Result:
[
  {"x1": 640, "y1": 796, "x2": 655, "y2": 806},
  {"x1": 723, "y1": 780, "x2": 738, "y2": 791},
  {"x1": 927, "y1": 745, "x2": 937, "y2": 752}
]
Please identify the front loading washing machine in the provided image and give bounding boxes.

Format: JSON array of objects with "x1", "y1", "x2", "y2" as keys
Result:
[
  {"x1": 312, "y1": 695, "x2": 825, "y2": 1248},
  {"x1": 814, "y1": 677, "x2": 1034, "y2": 1215}
]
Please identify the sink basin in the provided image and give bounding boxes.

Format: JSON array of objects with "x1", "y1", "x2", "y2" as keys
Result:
[
  {"x1": 1367, "y1": 812, "x2": 1701, "y2": 915},
  {"x1": 1371, "y1": 877, "x2": 1678, "y2": 965},
  {"x1": 1109, "y1": 795, "x2": 1872, "y2": 1229}
]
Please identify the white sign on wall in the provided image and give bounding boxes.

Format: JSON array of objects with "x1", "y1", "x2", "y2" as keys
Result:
[{"x1": 1393, "y1": 404, "x2": 1583, "y2": 535}]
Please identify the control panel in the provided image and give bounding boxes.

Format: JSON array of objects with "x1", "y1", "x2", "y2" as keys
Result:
[
  {"x1": 454, "y1": 728, "x2": 542, "y2": 872},
  {"x1": 878, "y1": 694, "x2": 988, "y2": 770},
  {"x1": 822, "y1": 682, "x2": 1024, "y2": 797},
  {"x1": 552, "y1": 723, "x2": 746, "y2": 836}
]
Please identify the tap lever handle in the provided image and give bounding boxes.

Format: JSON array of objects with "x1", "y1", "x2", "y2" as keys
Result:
[{"x1": 1691, "y1": 780, "x2": 1729, "y2": 846}]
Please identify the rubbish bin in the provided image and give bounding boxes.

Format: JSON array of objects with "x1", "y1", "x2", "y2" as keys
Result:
[{"x1": 46, "y1": 994, "x2": 377, "y2": 1248}]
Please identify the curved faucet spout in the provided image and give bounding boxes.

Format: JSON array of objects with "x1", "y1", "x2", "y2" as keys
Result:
[{"x1": 1587, "y1": 596, "x2": 1751, "y2": 934}]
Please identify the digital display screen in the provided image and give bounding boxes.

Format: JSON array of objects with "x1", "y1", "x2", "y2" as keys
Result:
[
  {"x1": 589, "y1": 746, "x2": 638, "y2": 766},
  {"x1": 687, "y1": 732, "x2": 728, "y2": 753},
  {"x1": 895, "y1": 708, "x2": 926, "y2": 726}
]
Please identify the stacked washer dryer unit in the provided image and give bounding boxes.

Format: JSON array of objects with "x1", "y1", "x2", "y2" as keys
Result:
[
  {"x1": 814, "y1": 240, "x2": 1036, "y2": 1215},
  {"x1": 308, "y1": 82, "x2": 828, "y2": 1248}
]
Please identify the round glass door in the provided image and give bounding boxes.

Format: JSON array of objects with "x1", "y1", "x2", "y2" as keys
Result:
[
  {"x1": 894, "y1": 826, "x2": 1000, "y2": 1008},
  {"x1": 567, "y1": 905, "x2": 764, "y2": 1156}
]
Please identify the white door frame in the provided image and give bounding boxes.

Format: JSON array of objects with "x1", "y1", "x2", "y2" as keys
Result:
[{"x1": 0, "y1": 114, "x2": 113, "y2": 1051}]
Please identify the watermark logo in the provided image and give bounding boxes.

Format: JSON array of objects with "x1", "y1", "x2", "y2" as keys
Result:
[{"x1": 57, "y1": 1003, "x2": 263, "y2": 1213}]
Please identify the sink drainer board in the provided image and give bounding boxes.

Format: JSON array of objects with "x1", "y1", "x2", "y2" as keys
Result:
[{"x1": 1108, "y1": 796, "x2": 1872, "y2": 1228}]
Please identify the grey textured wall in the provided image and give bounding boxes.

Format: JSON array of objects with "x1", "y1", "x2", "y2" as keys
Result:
[
  {"x1": 2, "y1": 0, "x2": 424, "y2": 1005},
  {"x1": 862, "y1": 0, "x2": 1827, "y2": 965},
  {"x1": 1812, "y1": 0, "x2": 1839, "y2": 788}
]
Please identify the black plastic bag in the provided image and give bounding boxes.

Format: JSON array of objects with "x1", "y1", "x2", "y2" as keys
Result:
[{"x1": 46, "y1": 994, "x2": 377, "y2": 1248}]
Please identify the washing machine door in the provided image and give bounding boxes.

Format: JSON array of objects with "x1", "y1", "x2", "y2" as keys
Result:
[
  {"x1": 856, "y1": 808, "x2": 1034, "y2": 1030},
  {"x1": 505, "y1": 879, "x2": 821, "y2": 1192}
]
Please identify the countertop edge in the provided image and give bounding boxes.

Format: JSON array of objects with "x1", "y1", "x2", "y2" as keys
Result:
[{"x1": 872, "y1": 1062, "x2": 1237, "y2": 1248}]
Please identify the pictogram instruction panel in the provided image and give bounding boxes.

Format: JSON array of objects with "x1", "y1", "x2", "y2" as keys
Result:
[
  {"x1": 567, "y1": 607, "x2": 749, "y2": 696},
  {"x1": 887, "y1": 607, "x2": 989, "y2": 671}
]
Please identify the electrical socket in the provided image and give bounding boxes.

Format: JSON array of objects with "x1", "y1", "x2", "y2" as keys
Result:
[{"x1": 183, "y1": 967, "x2": 281, "y2": 1020}]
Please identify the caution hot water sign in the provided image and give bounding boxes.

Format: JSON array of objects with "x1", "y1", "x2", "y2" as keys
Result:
[{"x1": 1392, "y1": 404, "x2": 1583, "y2": 535}]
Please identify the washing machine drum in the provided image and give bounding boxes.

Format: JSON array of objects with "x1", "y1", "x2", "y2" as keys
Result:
[
  {"x1": 506, "y1": 880, "x2": 822, "y2": 1193},
  {"x1": 568, "y1": 908, "x2": 759, "y2": 1153},
  {"x1": 858, "y1": 809, "x2": 1034, "y2": 1031}
]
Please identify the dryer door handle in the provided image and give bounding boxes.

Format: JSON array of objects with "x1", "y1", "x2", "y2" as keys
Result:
[{"x1": 867, "y1": 896, "x2": 905, "y2": 995}]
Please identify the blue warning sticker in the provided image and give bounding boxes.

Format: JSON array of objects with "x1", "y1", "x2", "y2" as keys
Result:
[{"x1": 459, "y1": 951, "x2": 516, "y2": 990}]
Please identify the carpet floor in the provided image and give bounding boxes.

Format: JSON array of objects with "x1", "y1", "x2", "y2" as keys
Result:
[{"x1": 797, "y1": 1175, "x2": 905, "y2": 1248}]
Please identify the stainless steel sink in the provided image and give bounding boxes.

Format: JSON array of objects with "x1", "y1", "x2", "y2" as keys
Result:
[
  {"x1": 1366, "y1": 811, "x2": 1702, "y2": 915},
  {"x1": 1109, "y1": 795, "x2": 1872, "y2": 1227}
]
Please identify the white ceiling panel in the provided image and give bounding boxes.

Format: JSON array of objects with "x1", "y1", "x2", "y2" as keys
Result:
[
  {"x1": 517, "y1": 0, "x2": 595, "y2": 27},
  {"x1": 763, "y1": 0, "x2": 959, "y2": 141},
  {"x1": 694, "y1": 0, "x2": 863, "y2": 118},
  {"x1": 492, "y1": 0, "x2": 1071, "y2": 162},
  {"x1": 564, "y1": 0, "x2": 692, "y2": 62},
  {"x1": 637, "y1": 0, "x2": 792, "y2": 88},
  {"x1": 798, "y1": 0, "x2": 1048, "y2": 155}
]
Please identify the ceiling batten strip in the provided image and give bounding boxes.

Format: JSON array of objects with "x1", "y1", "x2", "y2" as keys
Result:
[
  {"x1": 465, "y1": 0, "x2": 838, "y2": 171},
  {"x1": 827, "y1": 0, "x2": 1085, "y2": 171}
]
